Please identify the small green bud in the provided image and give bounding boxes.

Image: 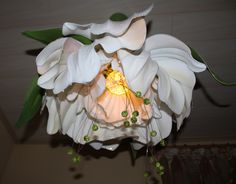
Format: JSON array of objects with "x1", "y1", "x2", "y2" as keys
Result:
[
  {"x1": 132, "y1": 111, "x2": 139, "y2": 117},
  {"x1": 135, "y1": 91, "x2": 142, "y2": 98},
  {"x1": 143, "y1": 171, "x2": 150, "y2": 178},
  {"x1": 159, "y1": 171, "x2": 164, "y2": 176},
  {"x1": 150, "y1": 130, "x2": 157, "y2": 137},
  {"x1": 92, "y1": 124, "x2": 99, "y2": 131},
  {"x1": 159, "y1": 165, "x2": 164, "y2": 171},
  {"x1": 121, "y1": 110, "x2": 128, "y2": 117},
  {"x1": 131, "y1": 116, "x2": 137, "y2": 124},
  {"x1": 160, "y1": 139, "x2": 166, "y2": 146},
  {"x1": 83, "y1": 135, "x2": 90, "y2": 142},
  {"x1": 72, "y1": 155, "x2": 81, "y2": 163},
  {"x1": 123, "y1": 120, "x2": 130, "y2": 127},
  {"x1": 67, "y1": 149, "x2": 73, "y2": 155},
  {"x1": 155, "y1": 162, "x2": 161, "y2": 168},
  {"x1": 144, "y1": 98, "x2": 151, "y2": 105}
]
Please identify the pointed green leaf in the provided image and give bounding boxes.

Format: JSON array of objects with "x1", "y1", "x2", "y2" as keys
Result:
[
  {"x1": 22, "y1": 28, "x2": 92, "y2": 45},
  {"x1": 72, "y1": 35, "x2": 92, "y2": 45},
  {"x1": 110, "y1": 13, "x2": 128, "y2": 21},
  {"x1": 130, "y1": 143, "x2": 138, "y2": 162},
  {"x1": 22, "y1": 28, "x2": 63, "y2": 44},
  {"x1": 16, "y1": 75, "x2": 44, "y2": 128},
  {"x1": 190, "y1": 47, "x2": 236, "y2": 86}
]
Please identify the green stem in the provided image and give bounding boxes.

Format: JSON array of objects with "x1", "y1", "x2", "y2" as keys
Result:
[{"x1": 190, "y1": 47, "x2": 236, "y2": 86}]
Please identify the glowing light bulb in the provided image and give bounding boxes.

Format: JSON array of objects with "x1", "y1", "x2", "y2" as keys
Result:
[{"x1": 105, "y1": 71, "x2": 129, "y2": 95}]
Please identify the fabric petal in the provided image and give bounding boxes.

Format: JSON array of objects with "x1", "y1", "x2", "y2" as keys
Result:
[
  {"x1": 94, "y1": 18, "x2": 146, "y2": 53},
  {"x1": 53, "y1": 43, "x2": 101, "y2": 94},
  {"x1": 145, "y1": 34, "x2": 206, "y2": 72},
  {"x1": 117, "y1": 50, "x2": 158, "y2": 95},
  {"x1": 62, "y1": 5, "x2": 152, "y2": 38},
  {"x1": 46, "y1": 96, "x2": 61, "y2": 134}
]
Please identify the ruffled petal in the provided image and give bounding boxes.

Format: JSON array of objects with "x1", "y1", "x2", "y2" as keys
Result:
[
  {"x1": 62, "y1": 5, "x2": 152, "y2": 38},
  {"x1": 152, "y1": 58, "x2": 196, "y2": 88},
  {"x1": 36, "y1": 38, "x2": 103, "y2": 94},
  {"x1": 46, "y1": 96, "x2": 61, "y2": 134},
  {"x1": 53, "y1": 43, "x2": 101, "y2": 93},
  {"x1": 117, "y1": 50, "x2": 158, "y2": 95},
  {"x1": 145, "y1": 34, "x2": 206, "y2": 72},
  {"x1": 94, "y1": 18, "x2": 146, "y2": 53}
]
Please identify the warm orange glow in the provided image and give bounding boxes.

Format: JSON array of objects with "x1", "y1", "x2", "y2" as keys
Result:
[{"x1": 105, "y1": 71, "x2": 129, "y2": 96}]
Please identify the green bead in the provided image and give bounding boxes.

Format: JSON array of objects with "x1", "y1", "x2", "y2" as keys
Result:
[
  {"x1": 132, "y1": 111, "x2": 139, "y2": 117},
  {"x1": 149, "y1": 157, "x2": 154, "y2": 163},
  {"x1": 83, "y1": 135, "x2": 90, "y2": 142},
  {"x1": 150, "y1": 130, "x2": 157, "y2": 137},
  {"x1": 143, "y1": 171, "x2": 150, "y2": 178},
  {"x1": 155, "y1": 162, "x2": 161, "y2": 168},
  {"x1": 131, "y1": 116, "x2": 137, "y2": 124},
  {"x1": 144, "y1": 98, "x2": 151, "y2": 105},
  {"x1": 72, "y1": 155, "x2": 81, "y2": 163},
  {"x1": 121, "y1": 110, "x2": 128, "y2": 117},
  {"x1": 92, "y1": 124, "x2": 99, "y2": 131},
  {"x1": 72, "y1": 157, "x2": 77, "y2": 163},
  {"x1": 159, "y1": 171, "x2": 164, "y2": 176},
  {"x1": 160, "y1": 139, "x2": 166, "y2": 146},
  {"x1": 159, "y1": 165, "x2": 164, "y2": 171},
  {"x1": 123, "y1": 121, "x2": 130, "y2": 127},
  {"x1": 135, "y1": 91, "x2": 142, "y2": 98},
  {"x1": 67, "y1": 149, "x2": 73, "y2": 155}
]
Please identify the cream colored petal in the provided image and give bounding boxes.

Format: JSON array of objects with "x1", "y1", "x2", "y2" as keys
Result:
[
  {"x1": 145, "y1": 34, "x2": 206, "y2": 72},
  {"x1": 36, "y1": 38, "x2": 85, "y2": 93},
  {"x1": 62, "y1": 5, "x2": 152, "y2": 38},
  {"x1": 134, "y1": 104, "x2": 172, "y2": 145},
  {"x1": 90, "y1": 74, "x2": 106, "y2": 100},
  {"x1": 117, "y1": 50, "x2": 158, "y2": 95},
  {"x1": 156, "y1": 58, "x2": 196, "y2": 89},
  {"x1": 46, "y1": 96, "x2": 61, "y2": 134},
  {"x1": 94, "y1": 18, "x2": 146, "y2": 53},
  {"x1": 36, "y1": 38, "x2": 67, "y2": 74},
  {"x1": 52, "y1": 43, "x2": 102, "y2": 94}
]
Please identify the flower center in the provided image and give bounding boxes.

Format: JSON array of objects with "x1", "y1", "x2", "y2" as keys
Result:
[{"x1": 105, "y1": 70, "x2": 129, "y2": 96}]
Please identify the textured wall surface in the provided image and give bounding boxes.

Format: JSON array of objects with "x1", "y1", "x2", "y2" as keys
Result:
[
  {"x1": 0, "y1": 0, "x2": 236, "y2": 183},
  {"x1": 0, "y1": 144, "x2": 160, "y2": 184},
  {"x1": 0, "y1": 112, "x2": 15, "y2": 182}
]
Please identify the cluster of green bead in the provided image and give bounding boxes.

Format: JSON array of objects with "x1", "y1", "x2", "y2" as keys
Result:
[
  {"x1": 83, "y1": 123, "x2": 99, "y2": 143},
  {"x1": 154, "y1": 161, "x2": 165, "y2": 176},
  {"x1": 135, "y1": 91, "x2": 151, "y2": 105},
  {"x1": 67, "y1": 149, "x2": 81, "y2": 163},
  {"x1": 121, "y1": 110, "x2": 139, "y2": 127}
]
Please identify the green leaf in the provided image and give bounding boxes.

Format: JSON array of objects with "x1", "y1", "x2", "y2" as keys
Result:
[
  {"x1": 190, "y1": 47, "x2": 236, "y2": 86},
  {"x1": 129, "y1": 143, "x2": 138, "y2": 162},
  {"x1": 110, "y1": 13, "x2": 128, "y2": 21},
  {"x1": 22, "y1": 28, "x2": 92, "y2": 45},
  {"x1": 72, "y1": 35, "x2": 92, "y2": 45},
  {"x1": 16, "y1": 76, "x2": 44, "y2": 128},
  {"x1": 22, "y1": 28, "x2": 63, "y2": 44}
]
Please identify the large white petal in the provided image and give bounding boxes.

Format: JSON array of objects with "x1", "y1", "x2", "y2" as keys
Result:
[
  {"x1": 94, "y1": 18, "x2": 146, "y2": 53},
  {"x1": 117, "y1": 50, "x2": 158, "y2": 95},
  {"x1": 62, "y1": 5, "x2": 152, "y2": 38},
  {"x1": 156, "y1": 58, "x2": 196, "y2": 88},
  {"x1": 145, "y1": 34, "x2": 206, "y2": 72},
  {"x1": 46, "y1": 96, "x2": 61, "y2": 134},
  {"x1": 53, "y1": 43, "x2": 101, "y2": 94}
]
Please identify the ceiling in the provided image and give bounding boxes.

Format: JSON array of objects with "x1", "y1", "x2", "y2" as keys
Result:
[{"x1": 0, "y1": 0, "x2": 236, "y2": 144}]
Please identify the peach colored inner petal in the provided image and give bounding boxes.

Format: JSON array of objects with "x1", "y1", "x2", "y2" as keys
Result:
[{"x1": 96, "y1": 89, "x2": 152, "y2": 125}]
